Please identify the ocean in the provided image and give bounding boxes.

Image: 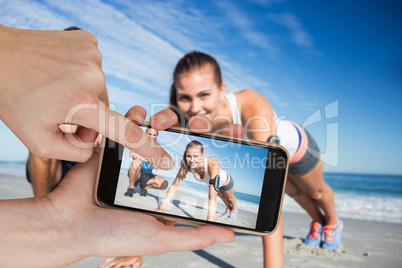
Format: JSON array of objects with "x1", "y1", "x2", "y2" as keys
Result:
[
  {"x1": 1, "y1": 161, "x2": 401, "y2": 224},
  {"x1": 282, "y1": 173, "x2": 402, "y2": 224}
]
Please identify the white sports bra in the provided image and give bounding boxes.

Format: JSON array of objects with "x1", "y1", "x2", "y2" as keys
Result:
[
  {"x1": 225, "y1": 92, "x2": 299, "y2": 159},
  {"x1": 191, "y1": 157, "x2": 229, "y2": 188}
]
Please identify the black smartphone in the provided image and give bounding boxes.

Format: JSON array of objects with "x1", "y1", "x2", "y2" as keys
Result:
[{"x1": 95, "y1": 124, "x2": 288, "y2": 235}]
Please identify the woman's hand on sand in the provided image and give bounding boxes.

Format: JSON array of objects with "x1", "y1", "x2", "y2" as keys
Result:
[
  {"x1": 0, "y1": 25, "x2": 172, "y2": 169},
  {"x1": 153, "y1": 208, "x2": 165, "y2": 213},
  {"x1": 98, "y1": 256, "x2": 144, "y2": 268}
]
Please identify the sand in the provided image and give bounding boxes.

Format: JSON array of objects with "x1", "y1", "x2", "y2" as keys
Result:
[
  {"x1": 114, "y1": 173, "x2": 258, "y2": 229},
  {"x1": 1, "y1": 173, "x2": 401, "y2": 267}
]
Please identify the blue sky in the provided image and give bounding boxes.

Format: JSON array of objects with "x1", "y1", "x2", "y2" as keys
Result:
[{"x1": 0, "y1": 0, "x2": 401, "y2": 175}]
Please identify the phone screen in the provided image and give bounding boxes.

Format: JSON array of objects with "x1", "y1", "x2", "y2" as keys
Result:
[{"x1": 97, "y1": 125, "x2": 287, "y2": 233}]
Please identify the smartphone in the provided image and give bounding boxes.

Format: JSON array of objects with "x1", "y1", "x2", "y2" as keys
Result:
[{"x1": 95, "y1": 124, "x2": 288, "y2": 235}]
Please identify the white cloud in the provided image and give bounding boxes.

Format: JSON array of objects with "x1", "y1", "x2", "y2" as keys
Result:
[
  {"x1": 267, "y1": 12, "x2": 314, "y2": 48},
  {"x1": 111, "y1": 0, "x2": 224, "y2": 51},
  {"x1": 215, "y1": 0, "x2": 275, "y2": 51},
  {"x1": 0, "y1": 0, "x2": 279, "y2": 108},
  {"x1": 107, "y1": 84, "x2": 154, "y2": 109},
  {"x1": 0, "y1": 0, "x2": 70, "y2": 30}
]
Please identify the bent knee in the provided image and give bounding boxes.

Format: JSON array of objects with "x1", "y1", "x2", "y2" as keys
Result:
[
  {"x1": 160, "y1": 180, "x2": 168, "y2": 190},
  {"x1": 310, "y1": 189, "x2": 323, "y2": 200},
  {"x1": 130, "y1": 160, "x2": 141, "y2": 169},
  {"x1": 286, "y1": 186, "x2": 301, "y2": 200},
  {"x1": 226, "y1": 194, "x2": 236, "y2": 203}
]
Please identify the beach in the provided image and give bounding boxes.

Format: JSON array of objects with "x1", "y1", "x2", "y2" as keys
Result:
[
  {"x1": 114, "y1": 173, "x2": 258, "y2": 229},
  {"x1": 1, "y1": 168, "x2": 401, "y2": 267}
]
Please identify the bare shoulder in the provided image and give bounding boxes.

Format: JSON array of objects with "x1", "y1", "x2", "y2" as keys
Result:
[
  {"x1": 235, "y1": 89, "x2": 262, "y2": 100},
  {"x1": 207, "y1": 157, "x2": 220, "y2": 172},
  {"x1": 234, "y1": 89, "x2": 273, "y2": 117}
]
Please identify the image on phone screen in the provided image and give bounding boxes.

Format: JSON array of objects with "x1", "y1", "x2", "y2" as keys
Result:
[{"x1": 112, "y1": 126, "x2": 271, "y2": 230}]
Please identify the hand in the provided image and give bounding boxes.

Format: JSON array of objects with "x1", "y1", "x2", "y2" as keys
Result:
[
  {"x1": 13, "y1": 151, "x2": 233, "y2": 267},
  {"x1": 152, "y1": 208, "x2": 165, "y2": 213},
  {"x1": 0, "y1": 25, "x2": 171, "y2": 168},
  {"x1": 0, "y1": 150, "x2": 234, "y2": 267},
  {"x1": 98, "y1": 256, "x2": 144, "y2": 268}
]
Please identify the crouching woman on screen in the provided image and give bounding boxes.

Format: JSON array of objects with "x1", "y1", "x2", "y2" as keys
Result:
[{"x1": 154, "y1": 140, "x2": 237, "y2": 221}]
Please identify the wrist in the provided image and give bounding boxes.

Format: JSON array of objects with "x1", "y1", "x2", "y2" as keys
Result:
[
  {"x1": 0, "y1": 197, "x2": 88, "y2": 267},
  {"x1": 267, "y1": 135, "x2": 280, "y2": 144},
  {"x1": 159, "y1": 203, "x2": 166, "y2": 211}
]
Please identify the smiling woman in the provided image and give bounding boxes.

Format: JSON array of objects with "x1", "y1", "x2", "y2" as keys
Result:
[
  {"x1": 155, "y1": 139, "x2": 238, "y2": 221},
  {"x1": 169, "y1": 52, "x2": 224, "y2": 127},
  {"x1": 145, "y1": 50, "x2": 343, "y2": 267}
]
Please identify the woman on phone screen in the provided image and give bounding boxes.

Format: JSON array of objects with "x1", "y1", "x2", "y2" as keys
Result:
[{"x1": 155, "y1": 140, "x2": 237, "y2": 221}]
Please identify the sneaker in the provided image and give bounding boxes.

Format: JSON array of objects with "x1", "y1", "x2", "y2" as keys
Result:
[
  {"x1": 321, "y1": 219, "x2": 343, "y2": 250},
  {"x1": 228, "y1": 209, "x2": 238, "y2": 220},
  {"x1": 134, "y1": 179, "x2": 140, "y2": 187},
  {"x1": 222, "y1": 208, "x2": 230, "y2": 217},
  {"x1": 304, "y1": 221, "x2": 323, "y2": 247},
  {"x1": 140, "y1": 187, "x2": 147, "y2": 197},
  {"x1": 124, "y1": 187, "x2": 134, "y2": 198}
]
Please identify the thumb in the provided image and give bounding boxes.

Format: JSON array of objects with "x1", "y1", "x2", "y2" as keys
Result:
[
  {"x1": 30, "y1": 129, "x2": 95, "y2": 162},
  {"x1": 146, "y1": 225, "x2": 235, "y2": 255}
]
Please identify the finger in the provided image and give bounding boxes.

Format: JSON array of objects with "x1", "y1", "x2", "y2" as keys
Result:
[
  {"x1": 133, "y1": 258, "x2": 144, "y2": 268},
  {"x1": 149, "y1": 109, "x2": 178, "y2": 130},
  {"x1": 57, "y1": 127, "x2": 100, "y2": 162},
  {"x1": 74, "y1": 126, "x2": 100, "y2": 144},
  {"x1": 98, "y1": 258, "x2": 114, "y2": 268},
  {"x1": 125, "y1": 106, "x2": 147, "y2": 125},
  {"x1": 147, "y1": 225, "x2": 235, "y2": 255},
  {"x1": 30, "y1": 130, "x2": 94, "y2": 162},
  {"x1": 74, "y1": 102, "x2": 173, "y2": 170},
  {"x1": 187, "y1": 115, "x2": 212, "y2": 133}
]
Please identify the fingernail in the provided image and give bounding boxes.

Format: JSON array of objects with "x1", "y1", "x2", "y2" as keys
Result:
[
  {"x1": 131, "y1": 114, "x2": 144, "y2": 124},
  {"x1": 157, "y1": 114, "x2": 168, "y2": 125},
  {"x1": 189, "y1": 117, "x2": 209, "y2": 132},
  {"x1": 215, "y1": 237, "x2": 234, "y2": 244}
]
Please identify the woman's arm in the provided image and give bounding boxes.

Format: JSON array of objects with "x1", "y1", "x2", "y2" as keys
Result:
[
  {"x1": 207, "y1": 185, "x2": 218, "y2": 221},
  {"x1": 206, "y1": 158, "x2": 220, "y2": 221},
  {"x1": 236, "y1": 90, "x2": 283, "y2": 268},
  {"x1": 235, "y1": 89, "x2": 277, "y2": 140},
  {"x1": 156, "y1": 176, "x2": 183, "y2": 212}
]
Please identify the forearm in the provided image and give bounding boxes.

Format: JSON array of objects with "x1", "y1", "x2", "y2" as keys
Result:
[
  {"x1": 130, "y1": 152, "x2": 148, "y2": 162},
  {"x1": 159, "y1": 184, "x2": 179, "y2": 210},
  {"x1": 0, "y1": 24, "x2": 16, "y2": 112},
  {"x1": 0, "y1": 197, "x2": 86, "y2": 267},
  {"x1": 263, "y1": 215, "x2": 283, "y2": 268},
  {"x1": 207, "y1": 186, "x2": 217, "y2": 221}
]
